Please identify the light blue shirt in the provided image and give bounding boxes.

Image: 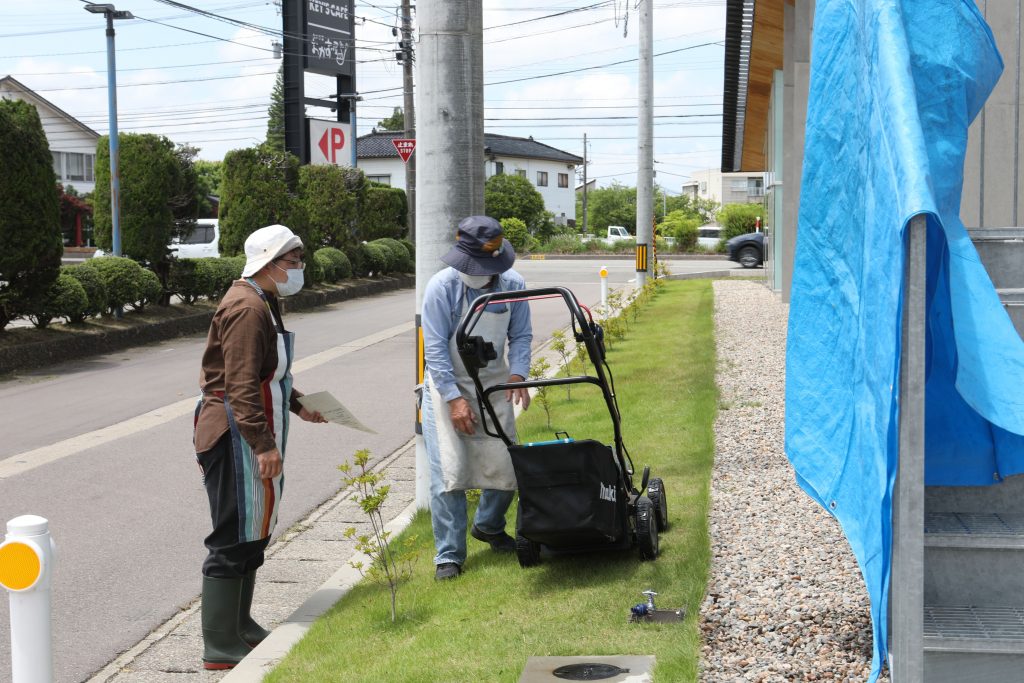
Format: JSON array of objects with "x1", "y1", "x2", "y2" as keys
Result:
[{"x1": 422, "y1": 267, "x2": 532, "y2": 402}]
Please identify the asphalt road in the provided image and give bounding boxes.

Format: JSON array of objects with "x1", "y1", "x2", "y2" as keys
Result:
[{"x1": 0, "y1": 257, "x2": 736, "y2": 682}]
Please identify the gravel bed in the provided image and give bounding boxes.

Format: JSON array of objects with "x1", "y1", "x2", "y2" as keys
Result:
[{"x1": 699, "y1": 280, "x2": 889, "y2": 683}]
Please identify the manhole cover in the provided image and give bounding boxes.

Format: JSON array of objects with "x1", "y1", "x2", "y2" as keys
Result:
[{"x1": 552, "y1": 663, "x2": 629, "y2": 680}]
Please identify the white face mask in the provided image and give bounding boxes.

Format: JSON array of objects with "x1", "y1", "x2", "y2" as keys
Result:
[
  {"x1": 273, "y1": 263, "x2": 305, "y2": 297},
  {"x1": 458, "y1": 272, "x2": 493, "y2": 290}
]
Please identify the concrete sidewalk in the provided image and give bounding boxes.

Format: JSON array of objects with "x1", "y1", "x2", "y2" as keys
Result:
[{"x1": 86, "y1": 442, "x2": 419, "y2": 683}]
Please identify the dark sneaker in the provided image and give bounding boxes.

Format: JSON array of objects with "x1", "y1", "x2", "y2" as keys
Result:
[
  {"x1": 435, "y1": 562, "x2": 462, "y2": 581},
  {"x1": 470, "y1": 525, "x2": 516, "y2": 553}
]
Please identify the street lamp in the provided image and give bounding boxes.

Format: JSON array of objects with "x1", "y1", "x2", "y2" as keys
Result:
[{"x1": 84, "y1": 3, "x2": 133, "y2": 260}]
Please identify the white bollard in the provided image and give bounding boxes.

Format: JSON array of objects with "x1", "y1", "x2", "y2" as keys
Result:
[
  {"x1": 599, "y1": 265, "x2": 609, "y2": 316},
  {"x1": 0, "y1": 515, "x2": 55, "y2": 683}
]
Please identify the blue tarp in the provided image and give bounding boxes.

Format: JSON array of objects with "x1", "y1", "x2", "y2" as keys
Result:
[{"x1": 785, "y1": 1, "x2": 1024, "y2": 679}]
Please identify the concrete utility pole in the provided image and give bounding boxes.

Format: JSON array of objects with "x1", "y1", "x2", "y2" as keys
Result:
[
  {"x1": 635, "y1": 0, "x2": 654, "y2": 286},
  {"x1": 582, "y1": 133, "x2": 589, "y2": 234},
  {"x1": 414, "y1": 0, "x2": 485, "y2": 508},
  {"x1": 401, "y1": 0, "x2": 417, "y2": 239}
]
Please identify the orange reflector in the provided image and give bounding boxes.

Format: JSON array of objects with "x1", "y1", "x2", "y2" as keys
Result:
[
  {"x1": 599, "y1": 267, "x2": 608, "y2": 278},
  {"x1": 0, "y1": 541, "x2": 42, "y2": 591}
]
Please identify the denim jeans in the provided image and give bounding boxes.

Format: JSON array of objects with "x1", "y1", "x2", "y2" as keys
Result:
[{"x1": 423, "y1": 383, "x2": 514, "y2": 566}]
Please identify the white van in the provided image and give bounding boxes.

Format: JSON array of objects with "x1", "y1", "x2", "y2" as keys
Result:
[
  {"x1": 171, "y1": 219, "x2": 219, "y2": 259},
  {"x1": 697, "y1": 226, "x2": 722, "y2": 249},
  {"x1": 93, "y1": 219, "x2": 220, "y2": 259}
]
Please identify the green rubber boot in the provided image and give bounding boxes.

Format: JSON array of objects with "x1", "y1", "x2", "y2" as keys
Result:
[
  {"x1": 201, "y1": 576, "x2": 251, "y2": 670},
  {"x1": 239, "y1": 571, "x2": 271, "y2": 647}
]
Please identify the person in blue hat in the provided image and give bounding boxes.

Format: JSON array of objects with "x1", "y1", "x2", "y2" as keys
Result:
[{"x1": 421, "y1": 215, "x2": 533, "y2": 580}]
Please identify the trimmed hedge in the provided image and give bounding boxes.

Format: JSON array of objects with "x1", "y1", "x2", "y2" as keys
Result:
[
  {"x1": 315, "y1": 247, "x2": 352, "y2": 282},
  {"x1": 28, "y1": 273, "x2": 89, "y2": 329},
  {"x1": 372, "y1": 238, "x2": 413, "y2": 273},
  {"x1": 169, "y1": 257, "x2": 244, "y2": 303},
  {"x1": 355, "y1": 242, "x2": 388, "y2": 277},
  {"x1": 62, "y1": 264, "x2": 108, "y2": 321},
  {"x1": 312, "y1": 251, "x2": 335, "y2": 283},
  {"x1": 133, "y1": 269, "x2": 164, "y2": 311},
  {"x1": 359, "y1": 185, "x2": 407, "y2": 241},
  {"x1": 80, "y1": 257, "x2": 144, "y2": 313}
]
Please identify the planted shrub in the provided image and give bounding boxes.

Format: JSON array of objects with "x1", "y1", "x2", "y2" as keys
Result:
[
  {"x1": 313, "y1": 250, "x2": 336, "y2": 283},
  {"x1": 356, "y1": 242, "x2": 388, "y2": 277},
  {"x1": 359, "y1": 185, "x2": 407, "y2": 241},
  {"x1": 28, "y1": 273, "x2": 89, "y2": 328},
  {"x1": 132, "y1": 269, "x2": 163, "y2": 311},
  {"x1": 208, "y1": 258, "x2": 239, "y2": 299},
  {"x1": 168, "y1": 259, "x2": 207, "y2": 304},
  {"x1": 81, "y1": 257, "x2": 144, "y2": 313},
  {"x1": 499, "y1": 217, "x2": 530, "y2": 252},
  {"x1": 306, "y1": 252, "x2": 326, "y2": 286},
  {"x1": 399, "y1": 238, "x2": 415, "y2": 264},
  {"x1": 372, "y1": 238, "x2": 412, "y2": 273},
  {"x1": 62, "y1": 264, "x2": 107, "y2": 320},
  {"x1": 317, "y1": 247, "x2": 352, "y2": 280}
]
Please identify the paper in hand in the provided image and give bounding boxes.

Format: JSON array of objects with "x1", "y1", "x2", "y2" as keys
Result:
[{"x1": 297, "y1": 391, "x2": 377, "y2": 434}]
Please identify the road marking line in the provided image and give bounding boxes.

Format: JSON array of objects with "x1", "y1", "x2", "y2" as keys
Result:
[{"x1": 0, "y1": 322, "x2": 414, "y2": 480}]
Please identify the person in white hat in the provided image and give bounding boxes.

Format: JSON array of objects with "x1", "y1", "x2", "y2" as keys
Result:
[
  {"x1": 421, "y1": 216, "x2": 533, "y2": 581},
  {"x1": 192, "y1": 224, "x2": 327, "y2": 670}
]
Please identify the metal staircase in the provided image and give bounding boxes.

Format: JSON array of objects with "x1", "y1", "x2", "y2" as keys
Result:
[{"x1": 894, "y1": 226, "x2": 1024, "y2": 681}]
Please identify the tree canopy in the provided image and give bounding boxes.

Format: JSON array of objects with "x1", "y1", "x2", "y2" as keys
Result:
[
  {"x1": 93, "y1": 133, "x2": 201, "y2": 268},
  {"x1": 484, "y1": 173, "x2": 545, "y2": 229},
  {"x1": 0, "y1": 99, "x2": 63, "y2": 328},
  {"x1": 376, "y1": 107, "x2": 405, "y2": 131}
]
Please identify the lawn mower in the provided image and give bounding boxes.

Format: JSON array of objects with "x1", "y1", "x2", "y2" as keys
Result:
[{"x1": 455, "y1": 286, "x2": 668, "y2": 567}]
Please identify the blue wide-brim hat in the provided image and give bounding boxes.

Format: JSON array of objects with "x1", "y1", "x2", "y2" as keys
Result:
[{"x1": 440, "y1": 215, "x2": 516, "y2": 275}]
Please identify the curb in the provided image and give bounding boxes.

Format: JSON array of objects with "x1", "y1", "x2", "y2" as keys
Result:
[
  {"x1": 0, "y1": 275, "x2": 415, "y2": 376},
  {"x1": 665, "y1": 269, "x2": 739, "y2": 280}
]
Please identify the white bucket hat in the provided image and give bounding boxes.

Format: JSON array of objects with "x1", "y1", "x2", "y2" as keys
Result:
[{"x1": 241, "y1": 224, "x2": 303, "y2": 277}]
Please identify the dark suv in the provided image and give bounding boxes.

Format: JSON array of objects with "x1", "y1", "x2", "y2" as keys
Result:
[{"x1": 726, "y1": 231, "x2": 765, "y2": 268}]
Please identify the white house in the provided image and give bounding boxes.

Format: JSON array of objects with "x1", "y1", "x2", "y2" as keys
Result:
[
  {"x1": 357, "y1": 130, "x2": 584, "y2": 224},
  {"x1": 688, "y1": 166, "x2": 765, "y2": 206},
  {"x1": 0, "y1": 76, "x2": 100, "y2": 195}
]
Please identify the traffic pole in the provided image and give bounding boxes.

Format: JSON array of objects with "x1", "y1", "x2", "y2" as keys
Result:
[{"x1": 0, "y1": 515, "x2": 56, "y2": 683}]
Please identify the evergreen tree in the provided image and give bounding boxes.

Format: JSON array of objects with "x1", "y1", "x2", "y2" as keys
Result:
[
  {"x1": 0, "y1": 99, "x2": 63, "y2": 329},
  {"x1": 219, "y1": 146, "x2": 305, "y2": 256},
  {"x1": 266, "y1": 64, "x2": 286, "y2": 153},
  {"x1": 93, "y1": 133, "x2": 200, "y2": 269},
  {"x1": 376, "y1": 107, "x2": 404, "y2": 131}
]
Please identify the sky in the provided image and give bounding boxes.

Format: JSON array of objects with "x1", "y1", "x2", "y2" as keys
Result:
[{"x1": 1, "y1": 0, "x2": 725, "y2": 193}]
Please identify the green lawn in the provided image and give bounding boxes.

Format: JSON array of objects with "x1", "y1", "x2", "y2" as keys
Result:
[{"x1": 266, "y1": 280, "x2": 718, "y2": 683}]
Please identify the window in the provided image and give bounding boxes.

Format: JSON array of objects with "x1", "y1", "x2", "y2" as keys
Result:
[
  {"x1": 495, "y1": 161, "x2": 504, "y2": 175},
  {"x1": 85, "y1": 155, "x2": 94, "y2": 182},
  {"x1": 536, "y1": 171, "x2": 548, "y2": 187},
  {"x1": 747, "y1": 177, "x2": 764, "y2": 197},
  {"x1": 558, "y1": 173, "x2": 569, "y2": 188},
  {"x1": 515, "y1": 169, "x2": 526, "y2": 178},
  {"x1": 182, "y1": 225, "x2": 216, "y2": 244},
  {"x1": 66, "y1": 153, "x2": 86, "y2": 181},
  {"x1": 366, "y1": 174, "x2": 391, "y2": 186},
  {"x1": 52, "y1": 151, "x2": 64, "y2": 178}
]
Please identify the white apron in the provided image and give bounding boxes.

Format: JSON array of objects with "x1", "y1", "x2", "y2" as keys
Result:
[{"x1": 428, "y1": 288, "x2": 518, "y2": 492}]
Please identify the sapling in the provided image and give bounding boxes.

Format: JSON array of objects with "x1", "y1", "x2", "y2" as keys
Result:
[
  {"x1": 550, "y1": 329, "x2": 573, "y2": 399},
  {"x1": 339, "y1": 449, "x2": 416, "y2": 623},
  {"x1": 530, "y1": 357, "x2": 553, "y2": 428}
]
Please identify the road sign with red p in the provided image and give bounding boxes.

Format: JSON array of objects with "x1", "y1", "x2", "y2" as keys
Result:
[
  {"x1": 392, "y1": 138, "x2": 416, "y2": 163},
  {"x1": 308, "y1": 118, "x2": 353, "y2": 167}
]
